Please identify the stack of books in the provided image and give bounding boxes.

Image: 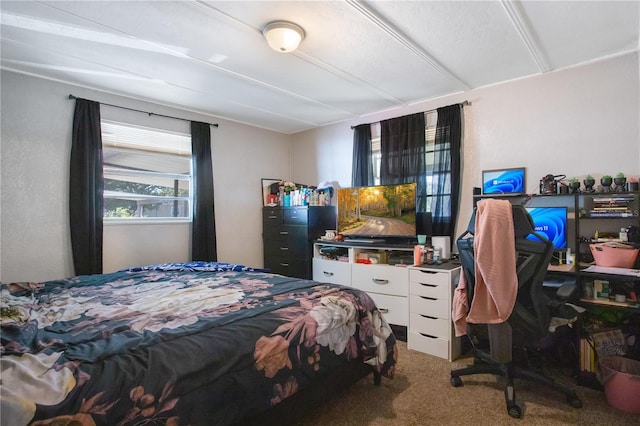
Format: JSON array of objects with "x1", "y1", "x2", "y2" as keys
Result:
[
  {"x1": 580, "y1": 336, "x2": 596, "y2": 374},
  {"x1": 590, "y1": 195, "x2": 636, "y2": 217}
]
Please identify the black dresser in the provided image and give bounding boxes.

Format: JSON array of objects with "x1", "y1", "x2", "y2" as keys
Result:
[{"x1": 262, "y1": 206, "x2": 337, "y2": 279}]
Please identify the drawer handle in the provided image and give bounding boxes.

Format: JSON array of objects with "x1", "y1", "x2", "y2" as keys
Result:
[
  {"x1": 279, "y1": 231, "x2": 289, "y2": 235},
  {"x1": 280, "y1": 247, "x2": 289, "y2": 251},
  {"x1": 372, "y1": 278, "x2": 389, "y2": 284},
  {"x1": 323, "y1": 271, "x2": 334, "y2": 277},
  {"x1": 378, "y1": 308, "x2": 389, "y2": 313},
  {"x1": 419, "y1": 270, "x2": 438, "y2": 275},
  {"x1": 268, "y1": 215, "x2": 277, "y2": 219},
  {"x1": 420, "y1": 296, "x2": 437, "y2": 301},
  {"x1": 280, "y1": 263, "x2": 289, "y2": 267},
  {"x1": 419, "y1": 333, "x2": 438, "y2": 339},
  {"x1": 420, "y1": 314, "x2": 437, "y2": 320},
  {"x1": 419, "y1": 283, "x2": 437, "y2": 288}
]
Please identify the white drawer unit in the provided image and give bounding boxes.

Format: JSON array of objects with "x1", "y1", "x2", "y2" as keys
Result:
[
  {"x1": 408, "y1": 264, "x2": 461, "y2": 361},
  {"x1": 312, "y1": 258, "x2": 351, "y2": 286}
]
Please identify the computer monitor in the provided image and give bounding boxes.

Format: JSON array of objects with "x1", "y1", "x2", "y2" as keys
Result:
[
  {"x1": 482, "y1": 167, "x2": 526, "y2": 195},
  {"x1": 525, "y1": 207, "x2": 568, "y2": 249}
]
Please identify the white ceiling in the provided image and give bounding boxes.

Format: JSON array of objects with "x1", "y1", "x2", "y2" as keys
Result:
[{"x1": 1, "y1": 1, "x2": 639, "y2": 134}]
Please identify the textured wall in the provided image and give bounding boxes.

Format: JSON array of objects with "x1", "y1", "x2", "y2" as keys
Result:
[
  {"x1": 291, "y1": 52, "x2": 640, "y2": 240},
  {"x1": 1, "y1": 72, "x2": 291, "y2": 282}
]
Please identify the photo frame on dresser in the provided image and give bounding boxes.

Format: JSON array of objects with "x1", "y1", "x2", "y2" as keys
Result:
[{"x1": 261, "y1": 178, "x2": 282, "y2": 206}]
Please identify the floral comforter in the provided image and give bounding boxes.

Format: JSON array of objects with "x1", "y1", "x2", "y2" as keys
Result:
[{"x1": 0, "y1": 262, "x2": 397, "y2": 426}]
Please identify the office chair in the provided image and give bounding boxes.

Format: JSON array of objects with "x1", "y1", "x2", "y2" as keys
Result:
[{"x1": 450, "y1": 201, "x2": 583, "y2": 419}]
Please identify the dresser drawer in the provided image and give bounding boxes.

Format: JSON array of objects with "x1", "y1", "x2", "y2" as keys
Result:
[
  {"x1": 283, "y1": 207, "x2": 309, "y2": 225},
  {"x1": 408, "y1": 331, "x2": 449, "y2": 359},
  {"x1": 264, "y1": 227, "x2": 309, "y2": 253},
  {"x1": 409, "y1": 280, "x2": 449, "y2": 299},
  {"x1": 352, "y1": 264, "x2": 408, "y2": 296},
  {"x1": 312, "y1": 258, "x2": 351, "y2": 286},
  {"x1": 409, "y1": 268, "x2": 451, "y2": 287},
  {"x1": 409, "y1": 312, "x2": 450, "y2": 339},
  {"x1": 264, "y1": 225, "x2": 307, "y2": 240},
  {"x1": 263, "y1": 207, "x2": 309, "y2": 226},
  {"x1": 263, "y1": 207, "x2": 283, "y2": 223},
  {"x1": 367, "y1": 292, "x2": 408, "y2": 326},
  {"x1": 264, "y1": 257, "x2": 310, "y2": 279},
  {"x1": 409, "y1": 294, "x2": 450, "y2": 319}
]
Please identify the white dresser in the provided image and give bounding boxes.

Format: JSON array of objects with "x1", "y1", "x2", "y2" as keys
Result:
[{"x1": 407, "y1": 264, "x2": 461, "y2": 361}]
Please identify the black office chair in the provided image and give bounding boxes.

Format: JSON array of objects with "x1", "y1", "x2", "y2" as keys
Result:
[{"x1": 450, "y1": 202, "x2": 583, "y2": 419}]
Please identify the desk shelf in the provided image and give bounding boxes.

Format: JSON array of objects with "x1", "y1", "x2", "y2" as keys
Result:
[{"x1": 579, "y1": 298, "x2": 640, "y2": 309}]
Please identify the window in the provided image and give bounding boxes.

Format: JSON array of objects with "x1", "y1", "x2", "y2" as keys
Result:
[
  {"x1": 102, "y1": 121, "x2": 192, "y2": 221},
  {"x1": 370, "y1": 111, "x2": 442, "y2": 211}
]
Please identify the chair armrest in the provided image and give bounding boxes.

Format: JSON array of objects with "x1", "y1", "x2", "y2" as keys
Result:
[{"x1": 556, "y1": 282, "x2": 577, "y2": 301}]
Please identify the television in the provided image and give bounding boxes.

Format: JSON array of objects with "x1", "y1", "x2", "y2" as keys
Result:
[
  {"x1": 482, "y1": 167, "x2": 525, "y2": 195},
  {"x1": 337, "y1": 183, "x2": 417, "y2": 241},
  {"x1": 525, "y1": 207, "x2": 568, "y2": 249}
]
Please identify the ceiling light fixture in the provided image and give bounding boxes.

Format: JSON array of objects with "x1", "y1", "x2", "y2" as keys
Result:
[{"x1": 262, "y1": 21, "x2": 305, "y2": 53}]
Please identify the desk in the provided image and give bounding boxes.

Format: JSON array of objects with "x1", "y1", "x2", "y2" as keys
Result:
[{"x1": 547, "y1": 264, "x2": 575, "y2": 272}]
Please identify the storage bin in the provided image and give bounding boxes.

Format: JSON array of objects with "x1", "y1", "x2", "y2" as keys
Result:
[
  {"x1": 599, "y1": 356, "x2": 640, "y2": 414},
  {"x1": 589, "y1": 243, "x2": 639, "y2": 268}
]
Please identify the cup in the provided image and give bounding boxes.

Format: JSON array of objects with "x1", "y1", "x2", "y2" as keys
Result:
[{"x1": 417, "y1": 234, "x2": 427, "y2": 245}]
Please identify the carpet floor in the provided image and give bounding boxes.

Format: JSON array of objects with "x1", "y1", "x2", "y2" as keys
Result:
[{"x1": 288, "y1": 341, "x2": 638, "y2": 425}]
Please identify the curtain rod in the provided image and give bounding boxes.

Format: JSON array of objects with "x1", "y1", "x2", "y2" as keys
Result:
[
  {"x1": 350, "y1": 100, "x2": 470, "y2": 129},
  {"x1": 68, "y1": 94, "x2": 219, "y2": 128}
]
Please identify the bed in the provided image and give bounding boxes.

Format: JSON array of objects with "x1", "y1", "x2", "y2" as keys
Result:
[{"x1": 0, "y1": 262, "x2": 397, "y2": 426}]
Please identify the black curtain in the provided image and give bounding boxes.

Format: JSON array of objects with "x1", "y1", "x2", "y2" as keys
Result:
[
  {"x1": 380, "y1": 112, "x2": 426, "y2": 210},
  {"x1": 70, "y1": 98, "x2": 103, "y2": 275},
  {"x1": 431, "y1": 104, "x2": 462, "y2": 245},
  {"x1": 351, "y1": 124, "x2": 374, "y2": 187},
  {"x1": 191, "y1": 121, "x2": 217, "y2": 261}
]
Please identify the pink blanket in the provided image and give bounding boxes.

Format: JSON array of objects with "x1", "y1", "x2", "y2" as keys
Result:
[{"x1": 453, "y1": 199, "x2": 518, "y2": 336}]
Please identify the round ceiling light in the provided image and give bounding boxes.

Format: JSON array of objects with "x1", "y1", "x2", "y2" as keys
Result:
[{"x1": 262, "y1": 21, "x2": 305, "y2": 53}]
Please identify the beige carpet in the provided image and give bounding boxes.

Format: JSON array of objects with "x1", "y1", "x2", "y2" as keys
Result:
[{"x1": 291, "y1": 341, "x2": 638, "y2": 425}]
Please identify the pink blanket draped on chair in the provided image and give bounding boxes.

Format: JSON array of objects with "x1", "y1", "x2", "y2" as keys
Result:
[{"x1": 453, "y1": 199, "x2": 518, "y2": 337}]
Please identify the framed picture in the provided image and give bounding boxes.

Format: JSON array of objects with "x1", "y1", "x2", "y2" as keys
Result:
[{"x1": 261, "y1": 178, "x2": 281, "y2": 206}]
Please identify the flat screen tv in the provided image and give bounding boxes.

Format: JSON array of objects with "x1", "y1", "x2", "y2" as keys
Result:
[
  {"x1": 525, "y1": 207, "x2": 568, "y2": 249},
  {"x1": 482, "y1": 167, "x2": 525, "y2": 195},
  {"x1": 337, "y1": 183, "x2": 416, "y2": 240}
]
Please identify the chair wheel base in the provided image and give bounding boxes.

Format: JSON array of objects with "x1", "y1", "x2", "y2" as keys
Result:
[
  {"x1": 568, "y1": 395, "x2": 583, "y2": 409},
  {"x1": 508, "y1": 404, "x2": 522, "y2": 419},
  {"x1": 450, "y1": 376, "x2": 463, "y2": 387}
]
